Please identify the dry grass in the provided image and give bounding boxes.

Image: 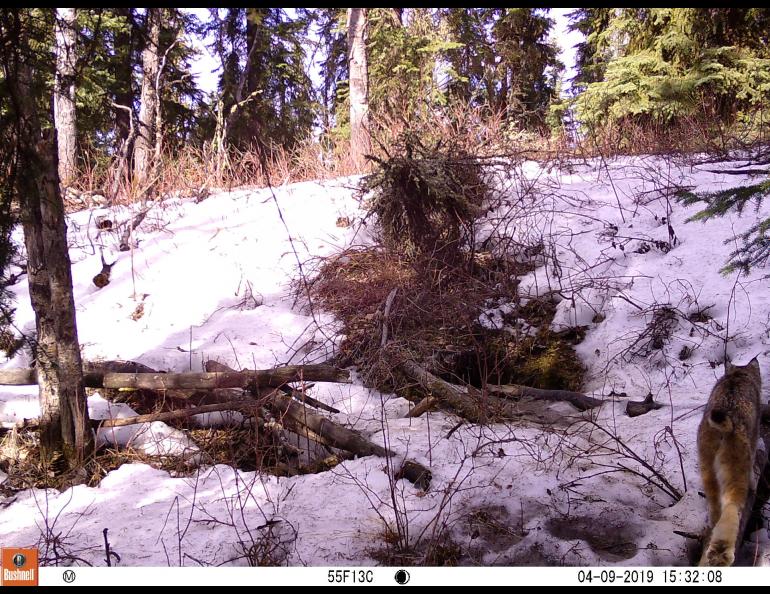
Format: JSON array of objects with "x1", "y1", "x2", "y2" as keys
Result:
[
  {"x1": 575, "y1": 107, "x2": 770, "y2": 160},
  {"x1": 308, "y1": 245, "x2": 584, "y2": 403},
  {"x1": 0, "y1": 421, "x2": 302, "y2": 490},
  {"x1": 371, "y1": 527, "x2": 463, "y2": 566},
  {"x1": 71, "y1": 136, "x2": 362, "y2": 209},
  {"x1": 0, "y1": 426, "x2": 192, "y2": 490},
  {"x1": 65, "y1": 96, "x2": 770, "y2": 213}
]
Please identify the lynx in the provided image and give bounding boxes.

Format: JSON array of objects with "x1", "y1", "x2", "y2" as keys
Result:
[{"x1": 697, "y1": 357, "x2": 762, "y2": 566}]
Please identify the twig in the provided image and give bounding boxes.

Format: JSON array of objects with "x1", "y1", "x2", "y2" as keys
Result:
[
  {"x1": 381, "y1": 287, "x2": 398, "y2": 347},
  {"x1": 103, "y1": 528, "x2": 120, "y2": 567},
  {"x1": 119, "y1": 206, "x2": 151, "y2": 252}
]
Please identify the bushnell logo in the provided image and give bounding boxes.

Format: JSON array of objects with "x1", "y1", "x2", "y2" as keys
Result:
[{"x1": 1, "y1": 548, "x2": 39, "y2": 586}]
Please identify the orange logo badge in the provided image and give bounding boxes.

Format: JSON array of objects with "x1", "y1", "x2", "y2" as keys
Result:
[{"x1": 1, "y1": 548, "x2": 39, "y2": 586}]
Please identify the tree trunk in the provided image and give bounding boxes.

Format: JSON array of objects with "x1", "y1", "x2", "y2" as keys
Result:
[
  {"x1": 53, "y1": 7, "x2": 77, "y2": 187},
  {"x1": 6, "y1": 48, "x2": 92, "y2": 470},
  {"x1": 113, "y1": 8, "x2": 136, "y2": 176},
  {"x1": 347, "y1": 8, "x2": 370, "y2": 170},
  {"x1": 133, "y1": 7, "x2": 161, "y2": 189},
  {"x1": 18, "y1": 165, "x2": 63, "y2": 465}
]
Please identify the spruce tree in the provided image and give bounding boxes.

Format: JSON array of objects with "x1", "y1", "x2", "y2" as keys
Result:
[
  {"x1": 678, "y1": 181, "x2": 770, "y2": 274},
  {"x1": 574, "y1": 9, "x2": 770, "y2": 133},
  {"x1": 442, "y1": 8, "x2": 562, "y2": 131}
]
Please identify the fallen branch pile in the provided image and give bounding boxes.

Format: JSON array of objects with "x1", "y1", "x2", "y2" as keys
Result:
[{"x1": 2, "y1": 359, "x2": 431, "y2": 490}]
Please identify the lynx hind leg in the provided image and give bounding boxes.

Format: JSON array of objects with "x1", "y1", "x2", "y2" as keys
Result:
[
  {"x1": 699, "y1": 454, "x2": 721, "y2": 526},
  {"x1": 700, "y1": 453, "x2": 752, "y2": 566},
  {"x1": 698, "y1": 427, "x2": 722, "y2": 526},
  {"x1": 699, "y1": 503, "x2": 739, "y2": 567}
]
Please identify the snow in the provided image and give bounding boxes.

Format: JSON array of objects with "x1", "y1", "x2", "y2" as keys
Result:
[{"x1": 1, "y1": 157, "x2": 769, "y2": 567}]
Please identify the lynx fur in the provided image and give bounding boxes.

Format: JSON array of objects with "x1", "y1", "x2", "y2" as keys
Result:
[{"x1": 697, "y1": 357, "x2": 762, "y2": 566}]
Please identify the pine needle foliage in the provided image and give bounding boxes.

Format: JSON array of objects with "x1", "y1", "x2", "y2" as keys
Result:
[{"x1": 678, "y1": 180, "x2": 770, "y2": 273}]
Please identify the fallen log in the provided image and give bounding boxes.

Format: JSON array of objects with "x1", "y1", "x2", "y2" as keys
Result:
[
  {"x1": 406, "y1": 396, "x2": 438, "y2": 418},
  {"x1": 96, "y1": 399, "x2": 261, "y2": 428},
  {"x1": 10, "y1": 398, "x2": 262, "y2": 432},
  {"x1": 270, "y1": 390, "x2": 388, "y2": 457},
  {"x1": 400, "y1": 360, "x2": 500, "y2": 423},
  {"x1": 0, "y1": 363, "x2": 351, "y2": 389},
  {"x1": 3, "y1": 358, "x2": 430, "y2": 488},
  {"x1": 85, "y1": 360, "x2": 159, "y2": 374},
  {"x1": 487, "y1": 383, "x2": 604, "y2": 412},
  {"x1": 8, "y1": 380, "x2": 432, "y2": 489},
  {"x1": 395, "y1": 459, "x2": 432, "y2": 491},
  {"x1": 270, "y1": 391, "x2": 431, "y2": 489},
  {"x1": 400, "y1": 361, "x2": 604, "y2": 423},
  {"x1": 162, "y1": 388, "x2": 246, "y2": 406},
  {"x1": 702, "y1": 167, "x2": 770, "y2": 176},
  {"x1": 92, "y1": 361, "x2": 263, "y2": 407},
  {"x1": 625, "y1": 393, "x2": 663, "y2": 418},
  {"x1": 0, "y1": 368, "x2": 37, "y2": 385},
  {"x1": 205, "y1": 360, "x2": 341, "y2": 413},
  {"x1": 278, "y1": 385, "x2": 340, "y2": 415}
]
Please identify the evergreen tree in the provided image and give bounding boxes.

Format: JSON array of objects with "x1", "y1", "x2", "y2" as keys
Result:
[
  {"x1": 315, "y1": 8, "x2": 348, "y2": 137},
  {"x1": 320, "y1": 8, "x2": 462, "y2": 145},
  {"x1": 66, "y1": 9, "x2": 202, "y2": 178},
  {"x1": 209, "y1": 8, "x2": 315, "y2": 156},
  {"x1": 568, "y1": 8, "x2": 615, "y2": 92},
  {"x1": 0, "y1": 8, "x2": 93, "y2": 471},
  {"x1": 678, "y1": 181, "x2": 770, "y2": 274},
  {"x1": 575, "y1": 9, "x2": 770, "y2": 132},
  {"x1": 442, "y1": 8, "x2": 562, "y2": 131},
  {"x1": 366, "y1": 8, "x2": 453, "y2": 122}
]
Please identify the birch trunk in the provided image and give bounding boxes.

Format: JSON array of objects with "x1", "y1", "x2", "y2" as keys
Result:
[
  {"x1": 54, "y1": 7, "x2": 77, "y2": 187},
  {"x1": 347, "y1": 8, "x2": 370, "y2": 170}
]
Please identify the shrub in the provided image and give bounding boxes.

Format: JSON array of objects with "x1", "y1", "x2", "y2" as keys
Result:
[{"x1": 361, "y1": 132, "x2": 488, "y2": 262}]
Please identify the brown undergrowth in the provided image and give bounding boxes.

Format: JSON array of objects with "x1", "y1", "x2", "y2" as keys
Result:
[
  {"x1": 308, "y1": 246, "x2": 585, "y2": 405},
  {"x1": 306, "y1": 131, "x2": 585, "y2": 410}
]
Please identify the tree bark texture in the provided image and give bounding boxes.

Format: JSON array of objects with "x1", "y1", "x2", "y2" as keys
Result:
[
  {"x1": 7, "y1": 49, "x2": 92, "y2": 468},
  {"x1": 347, "y1": 8, "x2": 370, "y2": 170},
  {"x1": 54, "y1": 7, "x2": 78, "y2": 187},
  {"x1": 133, "y1": 7, "x2": 161, "y2": 188}
]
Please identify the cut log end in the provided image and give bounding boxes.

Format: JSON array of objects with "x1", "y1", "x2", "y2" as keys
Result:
[{"x1": 396, "y1": 460, "x2": 432, "y2": 491}]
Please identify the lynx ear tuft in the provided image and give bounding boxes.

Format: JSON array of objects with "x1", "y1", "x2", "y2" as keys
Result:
[{"x1": 747, "y1": 357, "x2": 760, "y2": 372}]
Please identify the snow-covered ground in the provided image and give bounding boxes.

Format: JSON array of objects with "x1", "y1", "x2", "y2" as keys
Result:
[{"x1": 1, "y1": 156, "x2": 769, "y2": 567}]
